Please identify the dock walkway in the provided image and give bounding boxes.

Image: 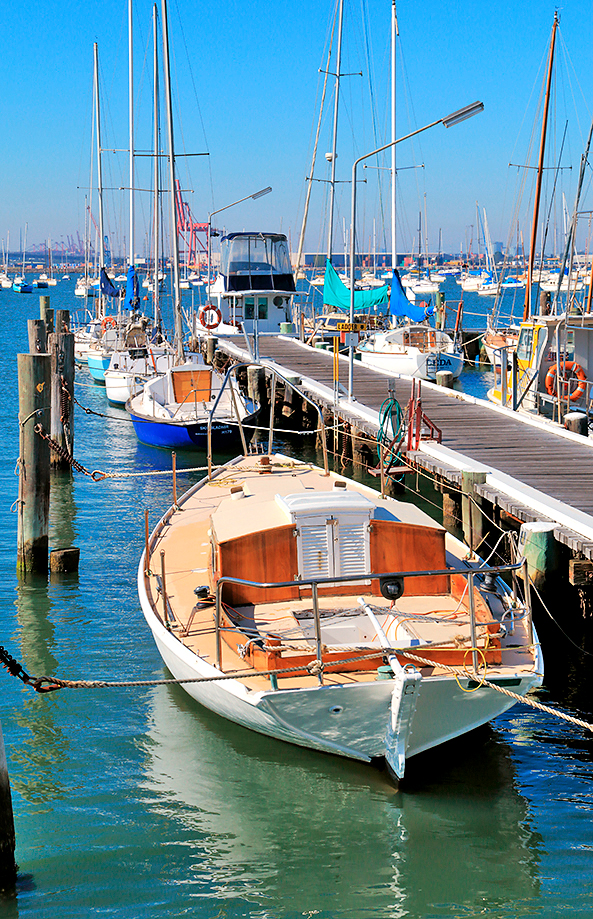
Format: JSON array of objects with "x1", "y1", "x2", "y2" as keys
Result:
[{"x1": 217, "y1": 334, "x2": 593, "y2": 560}]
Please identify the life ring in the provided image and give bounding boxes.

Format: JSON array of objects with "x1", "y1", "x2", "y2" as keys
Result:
[
  {"x1": 545, "y1": 361, "x2": 587, "y2": 401},
  {"x1": 101, "y1": 316, "x2": 117, "y2": 333},
  {"x1": 198, "y1": 305, "x2": 222, "y2": 330}
]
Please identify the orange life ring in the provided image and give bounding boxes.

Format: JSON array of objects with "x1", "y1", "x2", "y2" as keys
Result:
[
  {"x1": 101, "y1": 316, "x2": 117, "y2": 333},
  {"x1": 545, "y1": 361, "x2": 587, "y2": 401},
  {"x1": 198, "y1": 304, "x2": 222, "y2": 330}
]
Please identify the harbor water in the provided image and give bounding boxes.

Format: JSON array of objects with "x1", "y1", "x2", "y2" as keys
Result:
[{"x1": 2, "y1": 278, "x2": 593, "y2": 918}]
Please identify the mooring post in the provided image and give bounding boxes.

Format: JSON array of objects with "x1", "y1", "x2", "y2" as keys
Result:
[
  {"x1": 28, "y1": 319, "x2": 46, "y2": 354},
  {"x1": 443, "y1": 487, "x2": 462, "y2": 532},
  {"x1": 518, "y1": 522, "x2": 560, "y2": 593},
  {"x1": 55, "y1": 308, "x2": 70, "y2": 333},
  {"x1": 0, "y1": 719, "x2": 16, "y2": 889},
  {"x1": 39, "y1": 296, "x2": 54, "y2": 334},
  {"x1": 461, "y1": 470, "x2": 488, "y2": 553},
  {"x1": 47, "y1": 331, "x2": 75, "y2": 470},
  {"x1": 17, "y1": 353, "x2": 51, "y2": 575}
]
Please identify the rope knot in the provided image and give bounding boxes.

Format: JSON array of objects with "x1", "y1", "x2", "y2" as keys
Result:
[{"x1": 307, "y1": 659, "x2": 324, "y2": 677}]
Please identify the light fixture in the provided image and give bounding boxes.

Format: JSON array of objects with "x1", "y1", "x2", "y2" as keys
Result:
[
  {"x1": 251, "y1": 186, "x2": 272, "y2": 200},
  {"x1": 442, "y1": 101, "x2": 484, "y2": 128}
]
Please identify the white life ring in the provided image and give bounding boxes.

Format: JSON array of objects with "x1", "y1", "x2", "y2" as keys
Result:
[{"x1": 198, "y1": 305, "x2": 222, "y2": 330}]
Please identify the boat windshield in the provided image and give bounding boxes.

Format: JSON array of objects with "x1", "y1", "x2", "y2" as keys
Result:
[
  {"x1": 220, "y1": 234, "x2": 295, "y2": 292},
  {"x1": 222, "y1": 234, "x2": 292, "y2": 276}
]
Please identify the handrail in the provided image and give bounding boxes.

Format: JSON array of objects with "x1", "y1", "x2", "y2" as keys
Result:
[
  {"x1": 207, "y1": 361, "x2": 329, "y2": 480},
  {"x1": 213, "y1": 559, "x2": 528, "y2": 677}
]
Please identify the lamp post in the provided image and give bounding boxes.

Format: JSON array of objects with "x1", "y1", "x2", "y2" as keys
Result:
[
  {"x1": 206, "y1": 186, "x2": 273, "y2": 308},
  {"x1": 347, "y1": 101, "x2": 484, "y2": 400}
]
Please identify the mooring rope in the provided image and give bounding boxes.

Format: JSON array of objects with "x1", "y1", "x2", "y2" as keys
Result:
[{"x1": 3, "y1": 640, "x2": 591, "y2": 733}]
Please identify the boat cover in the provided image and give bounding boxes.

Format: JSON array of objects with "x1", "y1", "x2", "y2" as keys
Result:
[{"x1": 322, "y1": 260, "x2": 389, "y2": 312}]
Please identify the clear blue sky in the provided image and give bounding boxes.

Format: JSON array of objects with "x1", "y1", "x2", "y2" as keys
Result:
[{"x1": 1, "y1": 0, "x2": 593, "y2": 261}]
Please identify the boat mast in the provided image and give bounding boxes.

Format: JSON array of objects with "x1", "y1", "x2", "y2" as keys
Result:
[
  {"x1": 161, "y1": 0, "x2": 184, "y2": 363},
  {"x1": 294, "y1": 21, "x2": 336, "y2": 277},
  {"x1": 128, "y1": 0, "x2": 135, "y2": 273},
  {"x1": 524, "y1": 12, "x2": 558, "y2": 320},
  {"x1": 326, "y1": 0, "x2": 344, "y2": 263},
  {"x1": 391, "y1": 0, "x2": 398, "y2": 271},
  {"x1": 152, "y1": 4, "x2": 160, "y2": 329},
  {"x1": 94, "y1": 43, "x2": 106, "y2": 320}
]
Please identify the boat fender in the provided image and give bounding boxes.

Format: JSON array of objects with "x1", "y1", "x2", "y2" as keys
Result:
[
  {"x1": 198, "y1": 305, "x2": 222, "y2": 330},
  {"x1": 544, "y1": 361, "x2": 587, "y2": 401}
]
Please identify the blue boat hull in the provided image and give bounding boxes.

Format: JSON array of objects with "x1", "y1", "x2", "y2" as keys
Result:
[
  {"x1": 87, "y1": 354, "x2": 111, "y2": 383},
  {"x1": 129, "y1": 412, "x2": 242, "y2": 450}
]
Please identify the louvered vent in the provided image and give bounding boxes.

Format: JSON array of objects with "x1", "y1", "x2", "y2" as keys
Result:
[
  {"x1": 300, "y1": 525, "x2": 331, "y2": 579},
  {"x1": 336, "y1": 522, "x2": 369, "y2": 577}
]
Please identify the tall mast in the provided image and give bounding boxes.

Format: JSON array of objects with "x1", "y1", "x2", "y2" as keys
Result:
[
  {"x1": 391, "y1": 1, "x2": 398, "y2": 271},
  {"x1": 326, "y1": 0, "x2": 344, "y2": 262},
  {"x1": 128, "y1": 0, "x2": 135, "y2": 271},
  {"x1": 524, "y1": 12, "x2": 558, "y2": 320},
  {"x1": 152, "y1": 4, "x2": 160, "y2": 327},
  {"x1": 161, "y1": 0, "x2": 184, "y2": 363},
  {"x1": 94, "y1": 43, "x2": 106, "y2": 319}
]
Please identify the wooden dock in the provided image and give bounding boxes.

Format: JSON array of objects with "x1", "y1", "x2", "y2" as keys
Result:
[{"x1": 216, "y1": 334, "x2": 593, "y2": 563}]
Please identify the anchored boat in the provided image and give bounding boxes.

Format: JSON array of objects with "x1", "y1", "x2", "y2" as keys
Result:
[{"x1": 138, "y1": 372, "x2": 543, "y2": 780}]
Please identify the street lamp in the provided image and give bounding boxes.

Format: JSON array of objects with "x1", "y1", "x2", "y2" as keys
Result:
[
  {"x1": 347, "y1": 100, "x2": 484, "y2": 399},
  {"x1": 206, "y1": 186, "x2": 273, "y2": 307}
]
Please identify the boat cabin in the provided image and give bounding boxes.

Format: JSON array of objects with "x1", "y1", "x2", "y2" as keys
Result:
[{"x1": 208, "y1": 233, "x2": 296, "y2": 333}]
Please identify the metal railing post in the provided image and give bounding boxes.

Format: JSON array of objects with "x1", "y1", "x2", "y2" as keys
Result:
[
  {"x1": 311, "y1": 581, "x2": 324, "y2": 685},
  {"x1": 268, "y1": 372, "x2": 277, "y2": 456},
  {"x1": 522, "y1": 556, "x2": 534, "y2": 645},
  {"x1": 467, "y1": 569, "x2": 478, "y2": 673}
]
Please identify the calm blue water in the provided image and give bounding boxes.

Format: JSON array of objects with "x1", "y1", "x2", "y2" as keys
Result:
[{"x1": 1, "y1": 278, "x2": 593, "y2": 919}]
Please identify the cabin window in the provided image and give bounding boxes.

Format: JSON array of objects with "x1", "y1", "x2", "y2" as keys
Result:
[
  {"x1": 258, "y1": 297, "x2": 268, "y2": 319},
  {"x1": 245, "y1": 297, "x2": 255, "y2": 319},
  {"x1": 517, "y1": 327, "x2": 534, "y2": 361}
]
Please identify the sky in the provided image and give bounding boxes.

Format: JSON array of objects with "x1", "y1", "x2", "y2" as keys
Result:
[{"x1": 2, "y1": 0, "x2": 593, "y2": 262}]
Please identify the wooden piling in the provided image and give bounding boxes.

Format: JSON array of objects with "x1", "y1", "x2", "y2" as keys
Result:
[
  {"x1": 461, "y1": 470, "x2": 487, "y2": 552},
  {"x1": 39, "y1": 296, "x2": 54, "y2": 333},
  {"x1": 435, "y1": 370, "x2": 454, "y2": 389},
  {"x1": 443, "y1": 488, "x2": 462, "y2": 532},
  {"x1": 564, "y1": 412, "x2": 588, "y2": 436},
  {"x1": 47, "y1": 331, "x2": 75, "y2": 470},
  {"x1": 49, "y1": 547, "x2": 80, "y2": 575},
  {"x1": 55, "y1": 309, "x2": 70, "y2": 333},
  {"x1": 28, "y1": 319, "x2": 47, "y2": 354},
  {"x1": 0, "y1": 720, "x2": 16, "y2": 888},
  {"x1": 205, "y1": 336, "x2": 217, "y2": 364},
  {"x1": 518, "y1": 522, "x2": 560, "y2": 593},
  {"x1": 17, "y1": 353, "x2": 51, "y2": 575}
]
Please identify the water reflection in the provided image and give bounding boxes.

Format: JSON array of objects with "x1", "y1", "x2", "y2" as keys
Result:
[
  {"x1": 11, "y1": 578, "x2": 69, "y2": 802},
  {"x1": 139, "y1": 684, "x2": 543, "y2": 918}
]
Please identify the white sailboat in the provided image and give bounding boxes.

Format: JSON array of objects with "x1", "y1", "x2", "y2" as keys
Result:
[{"x1": 138, "y1": 382, "x2": 542, "y2": 781}]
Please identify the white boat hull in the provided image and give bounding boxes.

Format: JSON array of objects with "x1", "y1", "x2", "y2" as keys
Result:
[
  {"x1": 357, "y1": 348, "x2": 464, "y2": 380},
  {"x1": 140, "y1": 588, "x2": 539, "y2": 763}
]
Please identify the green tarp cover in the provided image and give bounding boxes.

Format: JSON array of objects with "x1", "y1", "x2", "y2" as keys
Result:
[{"x1": 322, "y1": 259, "x2": 389, "y2": 312}]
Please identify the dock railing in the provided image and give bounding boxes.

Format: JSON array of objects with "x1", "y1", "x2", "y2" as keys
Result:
[{"x1": 214, "y1": 558, "x2": 532, "y2": 681}]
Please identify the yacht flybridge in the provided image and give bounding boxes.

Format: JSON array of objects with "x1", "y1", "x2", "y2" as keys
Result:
[{"x1": 197, "y1": 232, "x2": 296, "y2": 335}]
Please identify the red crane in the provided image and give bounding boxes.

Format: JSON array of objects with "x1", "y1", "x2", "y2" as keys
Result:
[{"x1": 175, "y1": 180, "x2": 208, "y2": 268}]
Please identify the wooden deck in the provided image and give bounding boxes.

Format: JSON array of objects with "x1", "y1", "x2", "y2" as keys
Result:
[{"x1": 216, "y1": 335, "x2": 593, "y2": 558}]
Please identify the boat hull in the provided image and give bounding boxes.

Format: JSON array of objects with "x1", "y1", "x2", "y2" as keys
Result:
[
  {"x1": 141, "y1": 594, "x2": 540, "y2": 764},
  {"x1": 128, "y1": 411, "x2": 241, "y2": 449},
  {"x1": 87, "y1": 353, "x2": 111, "y2": 383},
  {"x1": 357, "y1": 349, "x2": 464, "y2": 381}
]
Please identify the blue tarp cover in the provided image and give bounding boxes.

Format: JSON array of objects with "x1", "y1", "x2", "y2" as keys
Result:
[
  {"x1": 389, "y1": 269, "x2": 433, "y2": 321},
  {"x1": 100, "y1": 268, "x2": 120, "y2": 299},
  {"x1": 124, "y1": 266, "x2": 139, "y2": 311},
  {"x1": 322, "y1": 260, "x2": 389, "y2": 312}
]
